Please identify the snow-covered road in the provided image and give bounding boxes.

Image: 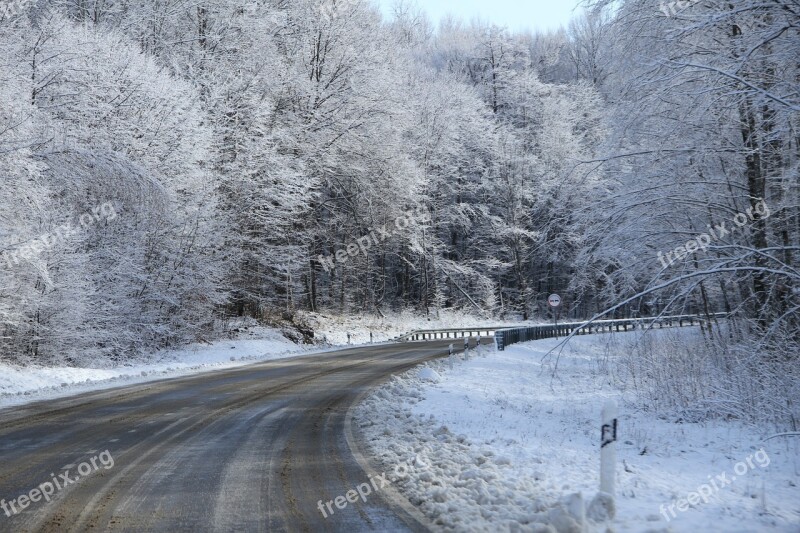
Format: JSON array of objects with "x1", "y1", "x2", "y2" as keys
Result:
[{"x1": 0, "y1": 341, "x2": 463, "y2": 532}]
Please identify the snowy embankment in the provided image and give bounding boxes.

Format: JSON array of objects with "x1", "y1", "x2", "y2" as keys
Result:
[
  {"x1": 354, "y1": 331, "x2": 800, "y2": 532},
  {"x1": 0, "y1": 325, "x2": 308, "y2": 409},
  {"x1": 307, "y1": 309, "x2": 532, "y2": 345}
]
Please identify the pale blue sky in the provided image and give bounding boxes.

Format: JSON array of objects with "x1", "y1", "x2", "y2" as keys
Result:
[{"x1": 374, "y1": 0, "x2": 583, "y2": 33}]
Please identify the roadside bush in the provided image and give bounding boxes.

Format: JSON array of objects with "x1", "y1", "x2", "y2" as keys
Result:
[{"x1": 613, "y1": 326, "x2": 799, "y2": 430}]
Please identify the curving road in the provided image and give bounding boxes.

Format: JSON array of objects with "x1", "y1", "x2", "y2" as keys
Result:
[{"x1": 0, "y1": 340, "x2": 464, "y2": 533}]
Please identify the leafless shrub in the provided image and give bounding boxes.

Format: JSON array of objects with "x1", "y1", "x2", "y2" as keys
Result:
[{"x1": 614, "y1": 327, "x2": 799, "y2": 430}]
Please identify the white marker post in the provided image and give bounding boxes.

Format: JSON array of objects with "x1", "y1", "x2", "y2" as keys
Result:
[
  {"x1": 600, "y1": 400, "x2": 618, "y2": 496},
  {"x1": 464, "y1": 337, "x2": 469, "y2": 361},
  {"x1": 449, "y1": 344, "x2": 454, "y2": 370}
]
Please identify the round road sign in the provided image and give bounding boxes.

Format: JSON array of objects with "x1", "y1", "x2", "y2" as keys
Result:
[{"x1": 548, "y1": 294, "x2": 562, "y2": 308}]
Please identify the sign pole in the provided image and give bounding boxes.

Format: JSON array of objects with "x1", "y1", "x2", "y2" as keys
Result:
[
  {"x1": 548, "y1": 294, "x2": 562, "y2": 339},
  {"x1": 555, "y1": 307, "x2": 559, "y2": 338}
]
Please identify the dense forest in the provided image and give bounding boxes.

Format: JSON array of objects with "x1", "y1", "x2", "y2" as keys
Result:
[{"x1": 1, "y1": 0, "x2": 797, "y2": 367}]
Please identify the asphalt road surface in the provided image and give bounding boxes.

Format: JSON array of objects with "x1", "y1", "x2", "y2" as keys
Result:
[{"x1": 0, "y1": 340, "x2": 469, "y2": 533}]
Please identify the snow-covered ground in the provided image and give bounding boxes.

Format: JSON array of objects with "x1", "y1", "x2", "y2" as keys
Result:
[{"x1": 354, "y1": 331, "x2": 800, "y2": 532}]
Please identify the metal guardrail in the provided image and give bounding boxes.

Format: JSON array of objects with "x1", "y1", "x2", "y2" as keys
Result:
[
  {"x1": 494, "y1": 313, "x2": 727, "y2": 351},
  {"x1": 395, "y1": 327, "x2": 503, "y2": 342},
  {"x1": 393, "y1": 313, "x2": 727, "y2": 350}
]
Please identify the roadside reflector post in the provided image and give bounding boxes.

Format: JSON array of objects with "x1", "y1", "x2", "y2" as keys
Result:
[
  {"x1": 449, "y1": 343, "x2": 454, "y2": 370},
  {"x1": 588, "y1": 400, "x2": 618, "y2": 522},
  {"x1": 600, "y1": 400, "x2": 618, "y2": 497},
  {"x1": 464, "y1": 337, "x2": 469, "y2": 361}
]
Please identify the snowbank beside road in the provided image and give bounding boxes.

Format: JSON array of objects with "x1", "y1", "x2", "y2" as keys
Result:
[
  {"x1": 305, "y1": 310, "x2": 534, "y2": 346},
  {"x1": 0, "y1": 326, "x2": 306, "y2": 408},
  {"x1": 354, "y1": 332, "x2": 800, "y2": 532}
]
